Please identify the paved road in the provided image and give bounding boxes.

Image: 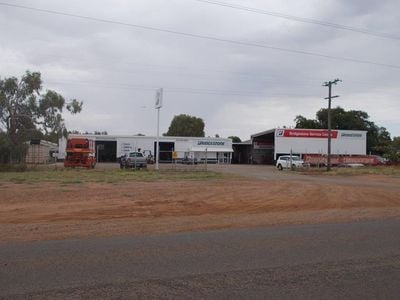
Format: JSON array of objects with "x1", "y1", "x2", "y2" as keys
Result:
[{"x1": 1, "y1": 219, "x2": 400, "y2": 299}]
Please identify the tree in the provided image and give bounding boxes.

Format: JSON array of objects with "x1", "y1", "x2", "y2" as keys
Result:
[
  {"x1": 295, "y1": 106, "x2": 391, "y2": 154},
  {"x1": 94, "y1": 131, "x2": 108, "y2": 135},
  {"x1": 294, "y1": 115, "x2": 320, "y2": 129},
  {"x1": 165, "y1": 114, "x2": 205, "y2": 137},
  {"x1": 228, "y1": 136, "x2": 242, "y2": 143},
  {"x1": 383, "y1": 136, "x2": 400, "y2": 164},
  {"x1": 0, "y1": 71, "x2": 83, "y2": 162}
]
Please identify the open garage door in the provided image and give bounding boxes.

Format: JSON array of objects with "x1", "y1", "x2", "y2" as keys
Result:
[
  {"x1": 154, "y1": 142, "x2": 175, "y2": 163},
  {"x1": 95, "y1": 140, "x2": 117, "y2": 162}
]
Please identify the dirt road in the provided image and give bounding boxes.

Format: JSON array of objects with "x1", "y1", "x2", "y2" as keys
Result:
[{"x1": 1, "y1": 165, "x2": 399, "y2": 242}]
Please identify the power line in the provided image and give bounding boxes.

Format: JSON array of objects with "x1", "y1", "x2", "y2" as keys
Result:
[
  {"x1": 190, "y1": 0, "x2": 400, "y2": 41},
  {"x1": 1, "y1": 2, "x2": 400, "y2": 69},
  {"x1": 46, "y1": 79, "x2": 315, "y2": 98}
]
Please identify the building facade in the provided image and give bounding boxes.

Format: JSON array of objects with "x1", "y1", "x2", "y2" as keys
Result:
[
  {"x1": 25, "y1": 139, "x2": 58, "y2": 164},
  {"x1": 59, "y1": 134, "x2": 233, "y2": 163},
  {"x1": 233, "y1": 128, "x2": 367, "y2": 164}
]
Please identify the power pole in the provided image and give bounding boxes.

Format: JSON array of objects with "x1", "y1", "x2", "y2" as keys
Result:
[{"x1": 323, "y1": 79, "x2": 341, "y2": 171}]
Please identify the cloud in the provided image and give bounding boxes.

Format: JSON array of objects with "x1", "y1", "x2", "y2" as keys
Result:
[{"x1": 0, "y1": 0, "x2": 399, "y2": 140}]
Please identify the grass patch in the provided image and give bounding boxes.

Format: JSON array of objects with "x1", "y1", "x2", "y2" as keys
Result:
[
  {"x1": 298, "y1": 166, "x2": 400, "y2": 177},
  {"x1": 0, "y1": 168, "x2": 232, "y2": 184}
]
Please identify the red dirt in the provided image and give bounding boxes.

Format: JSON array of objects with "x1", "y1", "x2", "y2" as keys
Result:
[{"x1": 1, "y1": 176, "x2": 400, "y2": 242}]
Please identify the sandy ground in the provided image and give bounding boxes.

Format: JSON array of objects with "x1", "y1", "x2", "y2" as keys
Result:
[{"x1": 1, "y1": 169, "x2": 400, "y2": 242}]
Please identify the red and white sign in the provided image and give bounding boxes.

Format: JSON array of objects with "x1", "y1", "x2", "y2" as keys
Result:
[{"x1": 276, "y1": 129, "x2": 338, "y2": 139}]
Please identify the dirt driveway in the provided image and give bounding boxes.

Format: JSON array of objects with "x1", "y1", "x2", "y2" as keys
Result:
[{"x1": 1, "y1": 165, "x2": 400, "y2": 242}]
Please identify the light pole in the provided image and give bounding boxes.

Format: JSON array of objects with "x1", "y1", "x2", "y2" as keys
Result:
[
  {"x1": 155, "y1": 88, "x2": 163, "y2": 170},
  {"x1": 323, "y1": 79, "x2": 341, "y2": 171}
]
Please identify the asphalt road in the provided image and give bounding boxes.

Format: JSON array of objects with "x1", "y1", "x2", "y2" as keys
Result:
[{"x1": 1, "y1": 219, "x2": 400, "y2": 299}]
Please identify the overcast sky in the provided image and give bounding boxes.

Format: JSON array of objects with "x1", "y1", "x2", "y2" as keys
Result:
[{"x1": 1, "y1": 0, "x2": 399, "y2": 140}]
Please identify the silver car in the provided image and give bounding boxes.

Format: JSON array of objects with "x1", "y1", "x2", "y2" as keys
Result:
[{"x1": 120, "y1": 152, "x2": 148, "y2": 169}]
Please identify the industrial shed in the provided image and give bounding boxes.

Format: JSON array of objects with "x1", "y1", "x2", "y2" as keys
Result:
[
  {"x1": 59, "y1": 134, "x2": 233, "y2": 163},
  {"x1": 25, "y1": 139, "x2": 58, "y2": 164},
  {"x1": 234, "y1": 128, "x2": 367, "y2": 164}
]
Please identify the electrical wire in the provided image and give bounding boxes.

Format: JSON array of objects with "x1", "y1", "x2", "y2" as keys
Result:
[
  {"x1": 46, "y1": 80, "x2": 316, "y2": 98},
  {"x1": 0, "y1": 2, "x2": 399, "y2": 69},
  {"x1": 190, "y1": 0, "x2": 400, "y2": 41}
]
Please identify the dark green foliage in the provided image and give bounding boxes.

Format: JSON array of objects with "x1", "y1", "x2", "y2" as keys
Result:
[
  {"x1": 0, "y1": 71, "x2": 83, "y2": 161},
  {"x1": 0, "y1": 71, "x2": 83, "y2": 165},
  {"x1": 228, "y1": 136, "x2": 242, "y2": 143},
  {"x1": 383, "y1": 136, "x2": 400, "y2": 164},
  {"x1": 0, "y1": 132, "x2": 27, "y2": 164},
  {"x1": 294, "y1": 115, "x2": 320, "y2": 129},
  {"x1": 0, "y1": 71, "x2": 83, "y2": 143},
  {"x1": 294, "y1": 106, "x2": 392, "y2": 155},
  {"x1": 165, "y1": 114, "x2": 205, "y2": 137}
]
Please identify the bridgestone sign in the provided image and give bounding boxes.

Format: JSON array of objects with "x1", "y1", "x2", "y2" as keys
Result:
[
  {"x1": 197, "y1": 141, "x2": 225, "y2": 146},
  {"x1": 274, "y1": 128, "x2": 366, "y2": 159}
]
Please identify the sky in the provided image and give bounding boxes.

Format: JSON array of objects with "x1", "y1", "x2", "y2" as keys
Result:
[{"x1": 1, "y1": 0, "x2": 399, "y2": 141}]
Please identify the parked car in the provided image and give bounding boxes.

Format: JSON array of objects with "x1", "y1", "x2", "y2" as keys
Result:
[
  {"x1": 120, "y1": 152, "x2": 147, "y2": 169},
  {"x1": 181, "y1": 156, "x2": 198, "y2": 165},
  {"x1": 276, "y1": 155, "x2": 304, "y2": 170}
]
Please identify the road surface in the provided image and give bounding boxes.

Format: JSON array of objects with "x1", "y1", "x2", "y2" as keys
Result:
[{"x1": 1, "y1": 219, "x2": 400, "y2": 299}]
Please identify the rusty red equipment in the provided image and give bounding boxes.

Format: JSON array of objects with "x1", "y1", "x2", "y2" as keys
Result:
[{"x1": 64, "y1": 138, "x2": 96, "y2": 168}]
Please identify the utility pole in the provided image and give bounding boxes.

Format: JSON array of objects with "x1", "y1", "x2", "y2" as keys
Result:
[{"x1": 323, "y1": 79, "x2": 341, "y2": 171}]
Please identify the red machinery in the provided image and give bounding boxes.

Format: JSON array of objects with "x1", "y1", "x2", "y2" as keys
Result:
[{"x1": 64, "y1": 138, "x2": 96, "y2": 168}]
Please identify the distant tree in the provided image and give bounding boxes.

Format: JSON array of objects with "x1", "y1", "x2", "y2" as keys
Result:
[
  {"x1": 295, "y1": 106, "x2": 391, "y2": 155},
  {"x1": 294, "y1": 115, "x2": 320, "y2": 129},
  {"x1": 0, "y1": 70, "x2": 83, "y2": 163},
  {"x1": 215, "y1": 134, "x2": 220, "y2": 138},
  {"x1": 228, "y1": 136, "x2": 242, "y2": 143},
  {"x1": 93, "y1": 131, "x2": 108, "y2": 135},
  {"x1": 69, "y1": 130, "x2": 81, "y2": 134},
  {"x1": 383, "y1": 136, "x2": 400, "y2": 164},
  {"x1": 393, "y1": 136, "x2": 400, "y2": 150},
  {"x1": 165, "y1": 114, "x2": 205, "y2": 137}
]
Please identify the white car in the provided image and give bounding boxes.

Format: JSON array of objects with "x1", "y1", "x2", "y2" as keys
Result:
[{"x1": 276, "y1": 155, "x2": 304, "y2": 170}]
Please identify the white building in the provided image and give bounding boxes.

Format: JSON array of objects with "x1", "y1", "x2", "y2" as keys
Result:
[
  {"x1": 273, "y1": 128, "x2": 367, "y2": 159},
  {"x1": 233, "y1": 128, "x2": 367, "y2": 164},
  {"x1": 59, "y1": 134, "x2": 233, "y2": 163}
]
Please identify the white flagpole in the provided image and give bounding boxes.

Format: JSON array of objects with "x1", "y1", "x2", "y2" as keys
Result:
[{"x1": 155, "y1": 88, "x2": 163, "y2": 171}]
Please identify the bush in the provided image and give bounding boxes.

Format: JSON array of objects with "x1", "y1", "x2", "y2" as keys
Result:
[
  {"x1": 0, "y1": 163, "x2": 27, "y2": 172},
  {"x1": 0, "y1": 133, "x2": 27, "y2": 164},
  {"x1": 384, "y1": 148, "x2": 400, "y2": 165}
]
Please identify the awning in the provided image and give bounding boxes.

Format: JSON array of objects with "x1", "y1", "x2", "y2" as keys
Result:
[{"x1": 191, "y1": 147, "x2": 233, "y2": 152}]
